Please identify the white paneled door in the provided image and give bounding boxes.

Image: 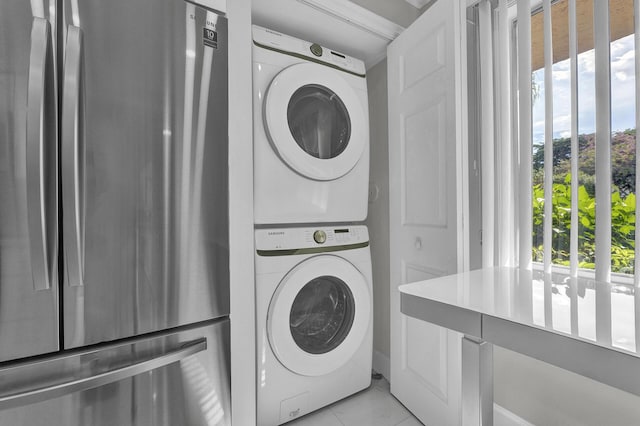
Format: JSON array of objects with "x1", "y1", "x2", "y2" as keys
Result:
[{"x1": 388, "y1": 0, "x2": 468, "y2": 424}]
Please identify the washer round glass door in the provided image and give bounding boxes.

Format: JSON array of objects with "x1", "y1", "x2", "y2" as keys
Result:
[
  {"x1": 264, "y1": 62, "x2": 366, "y2": 181},
  {"x1": 289, "y1": 275, "x2": 354, "y2": 354},
  {"x1": 267, "y1": 255, "x2": 371, "y2": 376}
]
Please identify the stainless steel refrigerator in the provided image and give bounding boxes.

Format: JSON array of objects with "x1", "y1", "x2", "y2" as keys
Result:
[{"x1": 0, "y1": 0, "x2": 230, "y2": 424}]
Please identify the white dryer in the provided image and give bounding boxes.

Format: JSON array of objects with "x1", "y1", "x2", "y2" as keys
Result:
[
  {"x1": 252, "y1": 25, "x2": 370, "y2": 224},
  {"x1": 255, "y1": 225, "x2": 373, "y2": 425}
]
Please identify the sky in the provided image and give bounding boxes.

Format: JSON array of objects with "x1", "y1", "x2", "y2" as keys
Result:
[{"x1": 532, "y1": 34, "x2": 636, "y2": 144}]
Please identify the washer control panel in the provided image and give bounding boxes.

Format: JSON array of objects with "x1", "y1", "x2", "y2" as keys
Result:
[{"x1": 255, "y1": 226, "x2": 369, "y2": 251}]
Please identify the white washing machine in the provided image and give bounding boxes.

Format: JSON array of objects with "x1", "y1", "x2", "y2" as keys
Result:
[
  {"x1": 252, "y1": 25, "x2": 370, "y2": 225},
  {"x1": 255, "y1": 225, "x2": 373, "y2": 425}
]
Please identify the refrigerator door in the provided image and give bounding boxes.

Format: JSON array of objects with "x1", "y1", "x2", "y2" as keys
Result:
[
  {"x1": 61, "y1": 0, "x2": 229, "y2": 347},
  {"x1": 0, "y1": 319, "x2": 231, "y2": 426},
  {"x1": 0, "y1": 0, "x2": 59, "y2": 361}
]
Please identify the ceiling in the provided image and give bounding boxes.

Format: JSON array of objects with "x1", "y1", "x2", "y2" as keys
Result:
[
  {"x1": 251, "y1": 0, "x2": 419, "y2": 69},
  {"x1": 350, "y1": 0, "x2": 424, "y2": 27},
  {"x1": 403, "y1": 0, "x2": 432, "y2": 8},
  {"x1": 531, "y1": 0, "x2": 634, "y2": 71}
]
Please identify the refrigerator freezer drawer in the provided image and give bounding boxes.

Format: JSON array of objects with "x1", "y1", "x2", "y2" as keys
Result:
[{"x1": 0, "y1": 318, "x2": 230, "y2": 426}]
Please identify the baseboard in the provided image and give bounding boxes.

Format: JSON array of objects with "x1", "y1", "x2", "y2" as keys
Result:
[
  {"x1": 494, "y1": 404, "x2": 533, "y2": 426},
  {"x1": 372, "y1": 349, "x2": 390, "y2": 380}
]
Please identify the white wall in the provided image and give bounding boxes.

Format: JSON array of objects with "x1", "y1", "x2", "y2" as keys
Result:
[
  {"x1": 228, "y1": 0, "x2": 256, "y2": 425},
  {"x1": 364, "y1": 58, "x2": 391, "y2": 376}
]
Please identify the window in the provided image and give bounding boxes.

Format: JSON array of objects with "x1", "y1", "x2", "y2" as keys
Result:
[
  {"x1": 476, "y1": 0, "x2": 639, "y2": 285},
  {"x1": 529, "y1": 0, "x2": 636, "y2": 280},
  {"x1": 466, "y1": 0, "x2": 640, "y2": 354}
]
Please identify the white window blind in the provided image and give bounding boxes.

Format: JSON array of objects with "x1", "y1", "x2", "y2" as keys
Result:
[
  {"x1": 495, "y1": 0, "x2": 516, "y2": 268},
  {"x1": 569, "y1": 0, "x2": 579, "y2": 278},
  {"x1": 479, "y1": 0, "x2": 496, "y2": 267},
  {"x1": 542, "y1": 0, "x2": 554, "y2": 274},
  {"x1": 636, "y1": 0, "x2": 640, "y2": 287},
  {"x1": 593, "y1": 0, "x2": 612, "y2": 283},
  {"x1": 517, "y1": 0, "x2": 533, "y2": 272}
]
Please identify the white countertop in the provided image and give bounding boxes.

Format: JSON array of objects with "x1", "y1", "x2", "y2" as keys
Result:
[
  {"x1": 400, "y1": 266, "x2": 639, "y2": 356},
  {"x1": 399, "y1": 267, "x2": 640, "y2": 396}
]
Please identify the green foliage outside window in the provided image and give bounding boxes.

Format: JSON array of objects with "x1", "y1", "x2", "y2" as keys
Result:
[{"x1": 532, "y1": 130, "x2": 636, "y2": 274}]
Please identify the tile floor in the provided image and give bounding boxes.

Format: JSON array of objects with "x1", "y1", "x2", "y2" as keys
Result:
[{"x1": 288, "y1": 376, "x2": 423, "y2": 426}]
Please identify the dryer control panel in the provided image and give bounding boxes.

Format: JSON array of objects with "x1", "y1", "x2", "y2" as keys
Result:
[
  {"x1": 252, "y1": 25, "x2": 366, "y2": 77},
  {"x1": 255, "y1": 226, "x2": 369, "y2": 251}
]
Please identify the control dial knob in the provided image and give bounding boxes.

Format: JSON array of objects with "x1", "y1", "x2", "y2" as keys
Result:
[
  {"x1": 313, "y1": 230, "x2": 327, "y2": 244},
  {"x1": 310, "y1": 43, "x2": 323, "y2": 57}
]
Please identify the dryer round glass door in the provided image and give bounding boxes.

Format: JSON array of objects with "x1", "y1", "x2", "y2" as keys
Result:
[
  {"x1": 287, "y1": 85, "x2": 351, "y2": 160},
  {"x1": 264, "y1": 62, "x2": 367, "y2": 181},
  {"x1": 267, "y1": 255, "x2": 371, "y2": 376}
]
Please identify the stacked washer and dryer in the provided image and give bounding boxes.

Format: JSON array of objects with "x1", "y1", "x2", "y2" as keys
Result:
[{"x1": 252, "y1": 25, "x2": 374, "y2": 425}]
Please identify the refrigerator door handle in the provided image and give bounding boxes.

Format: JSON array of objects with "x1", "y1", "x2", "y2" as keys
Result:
[
  {"x1": 26, "y1": 17, "x2": 58, "y2": 291},
  {"x1": 0, "y1": 337, "x2": 207, "y2": 410},
  {"x1": 62, "y1": 25, "x2": 85, "y2": 287}
]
